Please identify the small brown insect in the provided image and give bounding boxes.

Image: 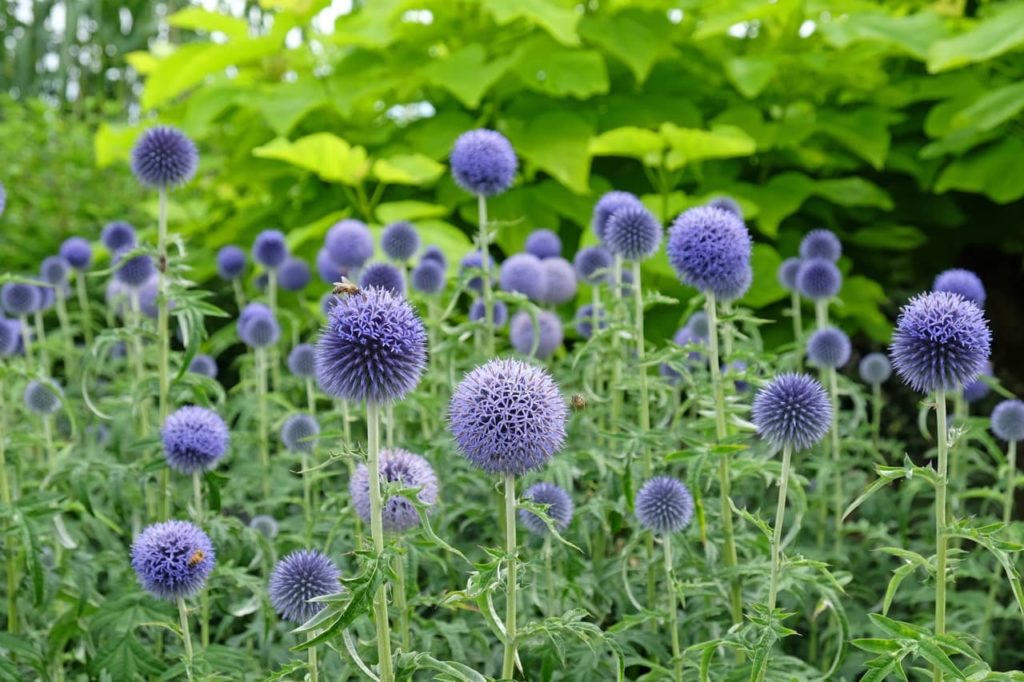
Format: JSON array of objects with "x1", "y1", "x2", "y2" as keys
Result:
[
  {"x1": 570, "y1": 394, "x2": 586, "y2": 411},
  {"x1": 187, "y1": 549, "x2": 206, "y2": 567},
  {"x1": 332, "y1": 277, "x2": 361, "y2": 297}
]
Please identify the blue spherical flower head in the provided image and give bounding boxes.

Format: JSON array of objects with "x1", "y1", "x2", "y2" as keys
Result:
[
  {"x1": 37, "y1": 285, "x2": 55, "y2": 312},
  {"x1": 316, "y1": 248, "x2": 344, "y2": 284},
  {"x1": 459, "y1": 249, "x2": 494, "y2": 293},
  {"x1": 249, "y1": 515, "x2": 279, "y2": 540},
  {"x1": 685, "y1": 311, "x2": 710, "y2": 341},
  {"x1": 411, "y1": 260, "x2": 445, "y2": 295},
  {"x1": 450, "y1": 358, "x2": 568, "y2": 476},
  {"x1": 326, "y1": 220, "x2": 374, "y2": 269},
  {"x1": 450, "y1": 129, "x2": 517, "y2": 196},
  {"x1": 216, "y1": 245, "x2": 246, "y2": 281},
  {"x1": 0, "y1": 317, "x2": 20, "y2": 356},
  {"x1": 668, "y1": 206, "x2": 752, "y2": 301},
  {"x1": 992, "y1": 400, "x2": 1024, "y2": 442},
  {"x1": 60, "y1": 238, "x2": 93, "y2": 271},
  {"x1": 469, "y1": 299, "x2": 509, "y2": 327},
  {"x1": 132, "y1": 126, "x2": 198, "y2": 189},
  {"x1": 381, "y1": 222, "x2": 420, "y2": 262},
  {"x1": 315, "y1": 287, "x2": 427, "y2": 404},
  {"x1": 890, "y1": 291, "x2": 992, "y2": 394},
  {"x1": 360, "y1": 262, "x2": 406, "y2": 296},
  {"x1": 24, "y1": 380, "x2": 61, "y2": 415},
  {"x1": 778, "y1": 257, "x2": 802, "y2": 292},
  {"x1": 510, "y1": 310, "x2": 564, "y2": 360},
  {"x1": 500, "y1": 253, "x2": 547, "y2": 301},
  {"x1": 268, "y1": 550, "x2": 341, "y2": 624},
  {"x1": 574, "y1": 246, "x2": 612, "y2": 285},
  {"x1": 605, "y1": 204, "x2": 662, "y2": 261},
  {"x1": 287, "y1": 343, "x2": 316, "y2": 378},
  {"x1": 635, "y1": 476, "x2": 694, "y2": 534},
  {"x1": 592, "y1": 191, "x2": 642, "y2": 243},
  {"x1": 796, "y1": 257, "x2": 841, "y2": 301},
  {"x1": 40, "y1": 256, "x2": 70, "y2": 286},
  {"x1": 421, "y1": 245, "x2": 447, "y2": 270},
  {"x1": 707, "y1": 195, "x2": 742, "y2": 218},
  {"x1": 539, "y1": 257, "x2": 577, "y2": 305},
  {"x1": 962, "y1": 361, "x2": 992, "y2": 403},
  {"x1": 130, "y1": 520, "x2": 214, "y2": 600},
  {"x1": 858, "y1": 352, "x2": 892, "y2": 385},
  {"x1": 574, "y1": 304, "x2": 606, "y2": 339},
  {"x1": 188, "y1": 354, "x2": 218, "y2": 379},
  {"x1": 279, "y1": 257, "x2": 311, "y2": 292},
  {"x1": 799, "y1": 229, "x2": 842, "y2": 262},
  {"x1": 2, "y1": 282, "x2": 41, "y2": 315},
  {"x1": 282, "y1": 413, "x2": 320, "y2": 453},
  {"x1": 238, "y1": 303, "x2": 280, "y2": 348},
  {"x1": 807, "y1": 327, "x2": 851, "y2": 369},
  {"x1": 162, "y1": 406, "x2": 229, "y2": 474},
  {"x1": 933, "y1": 268, "x2": 985, "y2": 307},
  {"x1": 351, "y1": 448, "x2": 439, "y2": 533},
  {"x1": 525, "y1": 229, "x2": 562, "y2": 259},
  {"x1": 519, "y1": 482, "x2": 573, "y2": 536},
  {"x1": 102, "y1": 222, "x2": 137, "y2": 254},
  {"x1": 752, "y1": 373, "x2": 831, "y2": 451},
  {"x1": 115, "y1": 254, "x2": 156, "y2": 288},
  {"x1": 252, "y1": 229, "x2": 288, "y2": 269}
]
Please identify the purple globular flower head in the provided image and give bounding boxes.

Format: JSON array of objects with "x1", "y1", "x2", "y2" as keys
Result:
[
  {"x1": 316, "y1": 248, "x2": 343, "y2": 285},
  {"x1": 59, "y1": 238, "x2": 93, "y2": 271},
  {"x1": 807, "y1": 327, "x2": 851, "y2": 369},
  {"x1": 188, "y1": 354, "x2": 218, "y2": 379},
  {"x1": 752, "y1": 373, "x2": 831, "y2": 451},
  {"x1": 238, "y1": 303, "x2": 280, "y2": 348},
  {"x1": 796, "y1": 257, "x2": 841, "y2": 301},
  {"x1": 500, "y1": 253, "x2": 547, "y2": 301},
  {"x1": 520, "y1": 482, "x2": 573, "y2": 536},
  {"x1": 102, "y1": 222, "x2": 137, "y2": 254},
  {"x1": 24, "y1": 380, "x2": 61, "y2": 415},
  {"x1": 326, "y1": 219, "x2": 374, "y2": 269},
  {"x1": 933, "y1": 268, "x2": 986, "y2": 308},
  {"x1": 137, "y1": 278, "x2": 162, "y2": 319},
  {"x1": 992, "y1": 400, "x2": 1024, "y2": 442},
  {"x1": 252, "y1": 229, "x2": 288, "y2": 269},
  {"x1": 320, "y1": 293, "x2": 338, "y2": 317},
  {"x1": 450, "y1": 129, "x2": 517, "y2": 196},
  {"x1": 359, "y1": 262, "x2": 406, "y2": 296},
  {"x1": 278, "y1": 257, "x2": 311, "y2": 292},
  {"x1": 36, "y1": 285, "x2": 55, "y2": 312},
  {"x1": 411, "y1": 260, "x2": 445, "y2": 295},
  {"x1": 249, "y1": 515, "x2": 279, "y2": 539},
  {"x1": 351, "y1": 448, "x2": 438, "y2": 533},
  {"x1": 574, "y1": 246, "x2": 612, "y2": 285},
  {"x1": 161, "y1": 406, "x2": 229, "y2": 474},
  {"x1": 605, "y1": 204, "x2": 662, "y2": 261},
  {"x1": 421, "y1": 245, "x2": 447, "y2": 270},
  {"x1": 525, "y1": 229, "x2": 562, "y2": 260},
  {"x1": 685, "y1": 311, "x2": 710, "y2": 340},
  {"x1": 593, "y1": 191, "x2": 643, "y2": 243},
  {"x1": 469, "y1": 298, "x2": 508, "y2": 327},
  {"x1": 963, "y1": 361, "x2": 992, "y2": 403},
  {"x1": 114, "y1": 254, "x2": 156, "y2": 288},
  {"x1": 449, "y1": 358, "x2": 568, "y2": 476},
  {"x1": 130, "y1": 520, "x2": 214, "y2": 600},
  {"x1": 287, "y1": 343, "x2": 316, "y2": 378},
  {"x1": 667, "y1": 206, "x2": 752, "y2": 302},
  {"x1": 635, "y1": 476, "x2": 694, "y2": 534},
  {"x1": 2, "y1": 282, "x2": 41, "y2": 316},
  {"x1": 131, "y1": 126, "x2": 198, "y2": 189},
  {"x1": 539, "y1": 257, "x2": 577, "y2": 305},
  {"x1": 778, "y1": 257, "x2": 802, "y2": 292},
  {"x1": 216, "y1": 245, "x2": 246, "y2": 281},
  {"x1": 268, "y1": 550, "x2": 340, "y2": 624},
  {"x1": 859, "y1": 352, "x2": 892, "y2": 385},
  {"x1": 799, "y1": 229, "x2": 842, "y2": 262},
  {"x1": 281, "y1": 413, "x2": 320, "y2": 453},
  {"x1": 574, "y1": 304, "x2": 605, "y2": 339},
  {"x1": 707, "y1": 195, "x2": 742, "y2": 218},
  {"x1": 0, "y1": 317, "x2": 20, "y2": 356},
  {"x1": 889, "y1": 291, "x2": 992, "y2": 394},
  {"x1": 39, "y1": 256, "x2": 70, "y2": 286},
  {"x1": 381, "y1": 222, "x2": 420, "y2": 262},
  {"x1": 459, "y1": 249, "x2": 493, "y2": 293},
  {"x1": 510, "y1": 310, "x2": 564, "y2": 360},
  {"x1": 315, "y1": 286, "x2": 427, "y2": 404},
  {"x1": 661, "y1": 326, "x2": 706, "y2": 382}
]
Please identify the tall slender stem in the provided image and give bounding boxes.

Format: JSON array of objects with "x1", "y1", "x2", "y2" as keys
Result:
[
  {"x1": 192, "y1": 472, "x2": 203, "y2": 525},
  {"x1": 33, "y1": 311, "x2": 49, "y2": 373},
  {"x1": 759, "y1": 443, "x2": 794, "y2": 682},
  {"x1": 664, "y1": 534, "x2": 682, "y2": 682},
  {"x1": 610, "y1": 256, "x2": 624, "y2": 428},
  {"x1": 192, "y1": 473, "x2": 210, "y2": 648},
  {"x1": 814, "y1": 298, "x2": 828, "y2": 330},
  {"x1": 232, "y1": 278, "x2": 246, "y2": 313},
  {"x1": 268, "y1": 269, "x2": 280, "y2": 391},
  {"x1": 386, "y1": 404, "x2": 395, "y2": 449},
  {"x1": 18, "y1": 314, "x2": 33, "y2": 364},
  {"x1": 632, "y1": 261, "x2": 657, "y2": 612},
  {"x1": 871, "y1": 383, "x2": 882, "y2": 450},
  {"x1": 394, "y1": 552, "x2": 410, "y2": 651},
  {"x1": 544, "y1": 536, "x2": 556, "y2": 615},
  {"x1": 307, "y1": 632, "x2": 319, "y2": 682},
  {"x1": 790, "y1": 291, "x2": 802, "y2": 368},
  {"x1": 1004, "y1": 440, "x2": 1017, "y2": 524},
  {"x1": 306, "y1": 377, "x2": 317, "y2": 416},
  {"x1": 302, "y1": 451, "x2": 312, "y2": 541},
  {"x1": 158, "y1": 188, "x2": 170, "y2": 424},
  {"x1": 54, "y1": 287, "x2": 74, "y2": 374},
  {"x1": 177, "y1": 597, "x2": 195, "y2": 682},
  {"x1": 828, "y1": 366, "x2": 841, "y2": 548},
  {"x1": 934, "y1": 389, "x2": 948, "y2": 682},
  {"x1": 257, "y1": 347, "x2": 270, "y2": 500},
  {"x1": 366, "y1": 402, "x2": 394, "y2": 682},
  {"x1": 502, "y1": 474, "x2": 518, "y2": 680},
  {"x1": 75, "y1": 271, "x2": 93, "y2": 345},
  {"x1": 478, "y1": 195, "x2": 495, "y2": 357},
  {"x1": 0, "y1": 390, "x2": 17, "y2": 633}
]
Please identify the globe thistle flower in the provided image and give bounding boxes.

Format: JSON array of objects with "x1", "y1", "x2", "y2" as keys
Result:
[
  {"x1": 0, "y1": 317, "x2": 20, "y2": 356},
  {"x1": 525, "y1": 229, "x2": 562, "y2": 260},
  {"x1": 807, "y1": 327, "x2": 851, "y2": 369},
  {"x1": 36, "y1": 285, "x2": 55, "y2": 312},
  {"x1": 131, "y1": 126, "x2": 199, "y2": 188},
  {"x1": 500, "y1": 253, "x2": 547, "y2": 301},
  {"x1": 381, "y1": 222, "x2": 420, "y2": 262},
  {"x1": 130, "y1": 520, "x2": 214, "y2": 600},
  {"x1": 660, "y1": 325, "x2": 706, "y2": 383},
  {"x1": 933, "y1": 268, "x2": 985, "y2": 308},
  {"x1": 519, "y1": 482, "x2": 573, "y2": 536},
  {"x1": 278, "y1": 257, "x2": 310, "y2": 293},
  {"x1": 470, "y1": 298, "x2": 508, "y2": 327},
  {"x1": 281, "y1": 413, "x2": 320, "y2": 453},
  {"x1": 24, "y1": 380, "x2": 61, "y2": 415},
  {"x1": 539, "y1": 257, "x2": 577, "y2": 305},
  {"x1": 137, "y1": 279, "x2": 162, "y2": 319},
  {"x1": 350, "y1": 448, "x2": 439, "y2": 533},
  {"x1": 249, "y1": 515, "x2": 279, "y2": 540},
  {"x1": 635, "y1": 476, "x2": 694, "y2": 534},
  {"x1": 411, "y1": 260, "x2": 445, "y2": 295},
  {"x1": 268, "y1": 550, "x2": 341, "y2": 624},
  {"x1": 39, "y1": 256, "x2": 70, "y2": 286},
  {"x1": 421, "y1": 245, "x2": 447, "y2": 270},
  {"x1": 963, "y1": 362, "x2": 993, "y2": 403},
  {"x1": 315, "y1": 286, "x2": 427, "y2": 404},
  {"x1": 287, "y1": 343, "x2": 316, "y2": 378},
  {"x1": 188, "y1": 354, "x2": 218, "y2": 379},
  {"x1": 605, "y1": 204, "x2": 662, "y2": 261},
  {"x1": 859, "y1": 352, "x2": 892, "y2": 385},
  {"x1": 573, "y1": 246, "x2": 613, "y2": 285},
  {"x1": 450, "y1": 129, "x2": 517, "y2": 196},
  {"x1": 592, "y1": 191, "x2": 642, "y2": 243},
  {"x1": 359, "y1": 263, "x2": 406, "y2": 296},
  {"x1": 252, "y1": 229, "x2": 288, "y2": 269},
  {"x1": 574, "y1": 304, "x2": 605, "y2": 339},
  {"x1": 510, "y1": 310, "x2": 563, "y2": 360},
  {"x1": 796, "y1": 257, "x2": 841, "y2": 301},
  {"x1": 316, "y1": 248, "x2": 343, "y2": 285},
  {"x1": 238, "y1": 303, "x2": 280, "y2": 348},
  {"x1": 449, "y1": 358, "x2": 568, "y2": 476},
  {"x1": 102, "y1": 221, "x2": 137, "y2": 253},
  {"x1": 685, "y1": 311, "x2": 710, "y2": 340},
  {"x1": 162, "y1": 406, "x2": 230, "y2": 474},
  {"x1": 215, "y1": 245, "x2": 246, "y2": 281},
  {"x1": 325, "y1": 220, "x2": 374, "y2": 269},
  {"x1": 778, "y1": 257, "x2": 802, "y2": 292},
  {"x1": 59, "y1": 238, "x2": 93, "y2": 271},
  {"x1": 320, "y1": 292, "x2": 338, "y2": 317},
  {"x1": 2, "y1": 282, "x2": 41, "y2": 315},
  {"x1": 752, "y1": 373, "x2": 832, "y2": 451},
  {"x1": 707, "y1": 195, "x2": 742, "y2": 218},
  {"x1": 799, "y1": 229, "x2": 842, "y2": 262},
  {"x1": 115, "y1": 254, "x2": 156, "y2": 288},
  {"x1": 459, "y1": 249, "x2": 493, "y2": 293},
  {"x1": 992, "y1": 400, "x2": 1024, "y2": 442},
  {"x1": 667, "y1": 206, "x2": 752, "y2": 301},
  {"x1": 890, "y1": 291, "x2": 992, "y2": 394}
]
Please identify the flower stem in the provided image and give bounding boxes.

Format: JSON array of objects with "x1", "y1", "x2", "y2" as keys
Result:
[
  {"x1": 307, "y1": 632, "x2": 318, "y2": 682},
  {"x1": 33, "y1": 311, "x2": 49, "y2": 373},
  {"x1": 394, "y1": 552, "x2": 410, "y2": 651},
  {"x1": 17, "y1": 314, "x2": 33, "y2": 365},
  {"x1": 664, "y1": 534, "x2": 682, "y2": 682},
  {"x1": 257, "y1": 347, "x2": 270, "y2": 500},
  {"x1": 268, "y1": 269, "x2": 281, "y2": 392},
  {"x1": 828, "y1": 366, "x2": 842, "y2": 549},
  {"x1": 192, "y1": 472, "x2": 203, "y2": 525},
  {"x1": 544, "y1": 535, "x2": 556, "y2": 616},
  {"x1": 306, "y1": 377, "x2": 317, "y2": 416},
  {"x1": 871, "y1": 382, "x2": 882, "y2": 451},
  {"x1": 54, "y1": 287, "x2": 74, "y2": 375},
  {"x1": 366, "y1": 402, "x2": 394, "y2": 682},
  {"x1": 0, "y1": 389, "x2": 17, "y2": 634},
  {"x1": 75, "y1": 271, "x2": 93, "y2": 345},
  {"x1": 1005, "y1": 440, "x2": 1017, "y2": 524},
  {"x1": 610, "y1": 256, "x2": 624, "y2": 429},
  {"x1": 192, "y1": 473, "x2": 210, "y2": 648},
  {"x1": 934, "y1": 389, "x2": 948, "y2": 682},
  {"x1": 759, "y1": 443, "x2": 793, "y2": 682},
  {"x1": 632, "y1": 261, "x2": 657, "y2": 613},
  {"x1": 790, "y1": 291, "x2": 802, "y2": 368},
  {"x1": 177, "y1": 597, "x2": 195, "y2": 682},
  {"x1": 814, "y1": 298, "x2": 828, "y2": 330},
  {"x1": 302, "y1": 450, "x2": 312, "y2": 542},
  {"x1": 502, "y1": 473, "x2": 518, "y2": 680},
  {"x1": 478, "y1": 194, "x2": 495, "y2": 357},
  {"x1": 157, "y1": 188, "x2": 170, "y2": 424}
]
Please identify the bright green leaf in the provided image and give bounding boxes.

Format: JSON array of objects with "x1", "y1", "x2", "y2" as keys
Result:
[
  {"x1": 579, "y1": 10, "x2": 670, "y2": 83},
  {"x1": 372, "y1": 154, "x2": 445, "y2": 186},
  {"x1": 252, "y1": 133, "x2": 370, "y2": 186},
  {"x1": 934, "y1": 137, "x2": 1024, "y2": 203},
  {"x1": 848, "y1": 225, "x2": 926, "y2": 251},
  {"x1": 820, "y1": 11, "x2": 947, "y2": 60},
  {"x1": 813, "y1": 177, "x2": 892, "y2": 210},
  {"x1": 816, "y1": 107, "x2": 891, "y2": 170},
  {"x1": 949, "y1": 81, "x2": 1024, "y2": 134},
  {"x1": 376, "y1": 201, "x2": 449, "y2": 224},
  {"x1": 94, "y1": 123, "x2": 141, "y2": 169},
  {"x1": 483, "y1": 0, "x2": 581, "y2": 46},
  {"x1": 421, "y1": 44, "x2": 516, "y2": 109},
  {"x1": 725, "y1": 57, "x2": 776, "y2": 99},
  {"x1": 508, "y1": 110, "x2": 594, "y2": 194},
  {"x1": 513, "y1": 38, "x2": 608, "y2": 99},
  {"x1": 168, "y1": 7, "x2": 250, "y2": 40},
  {"x1": 927, "y1": 4, "x2": 1024, "y2": 73},
  {"x1": 588, "y1": 127, "x2": 663, "y2": 160},
  {"x1": 739, "y1": 244, "x2": 786, "y2": 308},
  {"x1": 660, "y1": 124, "x2": 756, "y2": 169}
]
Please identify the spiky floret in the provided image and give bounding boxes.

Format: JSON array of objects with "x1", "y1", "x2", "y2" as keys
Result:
[
  {"x1": 667, "y1": 206, "x2": 752, "y2": 301},
  {"x1": 130, "y1": 520, "x2": 215, "y2": 600},
  {"x1": 350, "y1": 448, "x2": 439, "y2": 533},
  {"x1": 752, "y1": 373, "x2": 832, "y2": 451},
  {"x1": 161, "y1": 406, "x2": 230, "y2": 474},
  {"x1": 635, "y1": 476, "x2": 694, "y2": 534},
  {"x1": 268, "y1": 550, "x2": 341, "y2": 624},
  {"x1": 519, "y1": 482, "x2": 573, "y2": 536}
]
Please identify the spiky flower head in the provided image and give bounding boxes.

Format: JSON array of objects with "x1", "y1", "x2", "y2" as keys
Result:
[
  {"x1": 131, "y1": 126, "x2": 198, "y2": 188},
  {"x1": 449, "y1": 358, "x2": 568, "y2": 476},
  {"x1": 539, "y1": 257, "x2": 577, "y2": 305},
  {"x1": 933, "y1": 268, "x2": 986, "y2": 307},
  {"x1": 252, "y1": 229, "x2": 288, "y2": 269},
  {"x1": 667, "y1": 206, "x2": 752, "y2": 301},
  {"x1": 752, "y1": 373, "x2": 831, "y2": 451},
  {"x1": 459, "y1": 249, "x2": 493, "y2": 293},
  {"x1": 268, "y1": 550, "x2": 341, "y2": 624},
  {"x1": 963, "y1": 362, "x2": 993, "y2": 403},
  {"x1": 573, "y1": 246, "x2": 612, "y2": 285},
  {"x1": 605, "y1": 204, "x2": 662, "y2": 261},
  {"x1": 635, "y1": 476, "x2": 694, "y2": 534},
  {"x1": 281, "y1": 413, "x2": 320, "y2": 453},
  {"x1": 351, "y1": 448, "x2": 439, "y2": 533},
  {"x1": 130, "y1": 520, "x2": 214, "y2": 600},
  {"x1": 249, "y1": 515, "x2": 279, "y2": 539},
  {"x1": 411, "y1": 260, "x2": 445, "y2": 295},
  {"x1": 315, "y1": 286, "x2": 427, "y2": 404},
  {"x1": 707, "y1": 195, "x2": 742, "y2": 218},
  {"x1": 287, "y1": 343, "x2": 316, "y2": 378},
  {"x1": 469, "y1": 299, "x2": 508, "y2": 327},
  {"x1": 2, "y1": 282, "x2": 41, "y2": 315},
  {"x1": 60, "y1": 238, "x2": 93, "y2": 271},
  {"x1": 102, "y1": 222, "x2": 136, "y2": 254},
  {"x1": 162, "y1": 406, "x2": 229, "y2": 474},
  {"x1": 24, "y1": 380, "x2": 61, "y2": 414},
  {"x1": 214, "y1": 245, "x2": 245, "y2": 281},
  {"x1": 574, "y1": 304, "x2": 606, "y2": 339},
  {"x1": 381, "y1": 222, "x2": 420, "y2": 262},
  {"x1": 799, "y1": 229, "x2": 841, "y2": 262},
  {"x1": 890, "y1": 291, "x2": 991, "y2": 394},
  {"x1": 238, "y1": 303, "x2": 280, "y2": 348},
  {"x1": 593, "y1": 191, "x2": 642, "y2": 243},
  {"x1": 39, "y1": 256, "x2": 70, "y2": 286},
  {"x1": 778, "y1": 257, "x2": 802, "y2": 292},
  {"x1": 796, "y1": 257, "x2": 841, "y2": 301},
  {"x1": 325, "y1": 219, "x2": 374, "y2": 269},
  {"x1": 685, "y1": 311, "x2": 710, "y2": 340},
  {"x1": 500, "y1": 253, "x2": 547, "y2": 301},
  {"x1": 525, "y1": 229, "x2": 562, "y2": 259},
  {"x1": 450, "y1": 129, "x2": 517, "y2": 196},
  {"x1": 421, "y1": 245, "x2": 447, "y2": 269},
  {"x1": 316, "y1": 248, "x2": 343, "y2": 284},
  {"x1": 188, "y1": 354, "x2": 218, "y2": 379},
  {"x1": 510, "y1": 310, "x2": 564, "y2": 360},
  {"x1": 359, "y1": 262, "x2": 406, "y2": 297},
  {"x1": 0, "y1": 317, "x2": 20, "y2": 356},
  {"x1": 279, "y1": 257, "x2": 311, "y2": 292},
  {"x1": 114, "y1": 254, "x2": 156, "y2": 288},
  {"x1": 859, "y1": 352, "x2": 892, "y2": 385},
  {"x1": 807, "y1": 327, "x2": 851, "y2": 369},
  {"x1": 519, "y1": 482, "x2": 573, "y2": 536},
  {"x1": 992, "y1": 400, "x2": 1024, "y2": 442}
]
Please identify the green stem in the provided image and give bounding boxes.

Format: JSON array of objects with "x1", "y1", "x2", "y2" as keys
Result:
[
  {"x1": 544, "y1": 536, "x2": 556, "y2": 616},
  {"x1": 54, "y1": 287, "x2": 74, "y2": 374},
  {"x1": 502, "y1": 474, "x2": 518, "y2": 680},
  {"x1": 366, "y1": 402, "x2": 394, "y2": 682},
  {"x1": 814, "y1": 298, "x2": 828, "y2": 330},
  {"x1": 828, "y1": 367, "x2": 841, "y2": 549},
  {"x1": 257, "y1": 347, "x2": 270, "y2": 501},
  {"x1": 478, "y1": 194, "x2": 495, "y2": 357},
  {"x1": 17, "y1": 314, "x2": 33, "y2": 365},
  {"x1": 302, "y1": 450, "x2": 312, "y2": 542},
  {"x1": 192, "y1": 473, "x2": 209, "y2": 648},
  {"x1": 308, "y1": 633, "x2": 318, "y2": 682},
  {"x1": 951, "y1": 394, "x2": 967, "y2": 506},
  {"x1": 177, "y1": 597, "x2": 195, "y2": 682},
  {"x1": 610, "y1": 256, "x2": 624, "y2": 429},
  {"x1": 192, "y1": 472, "x2": 203, "y2": 525},
  {"x1": 632, "y1": 261, "x2": 657, "y2": 613},
  {"x1": 0, "y1": 390, "x2": 17, "y2": 634},
  {"x1": 75, "y1": 270, "x2": 93, "y2": 345},
  {"x1": 760, "y1": 443, "x2": 793, "y2": 682},
  {"x1": 232, "y1": 278, "x2": 246, "y2": 313},
  {"x1": 386, "y1": 404, "x2": 395, "y2": 449},
  {"x1": 306, "y1": 377, "x2": 317, "y2": 416},
  {"x1": 790, "y1": 291, "x2": 802, "y2": 368},
  {"x1": 934, "y1": 389, "x2": 948, "y2": 682},
  {"x1": 1005, "y1": 440, "x2": 1017, "y2": 524},
  {"x1": 268, "y1": 269, "x2": 281, "y2": 391},
  {"x1": 394, "y1": 552, "x2": 410, "y2": 651},
  {"x1": 871, "y1": 382, "x2": 882, "y2": 451},
  {"x1": 664, "y1": 534, "x2": 682, "y2": 682},
  {"x1": 158, "y1": 188, "x2": 170, "y2": 423},
  {"x1": 33, "y1": 311, "x2": 49, "y2": 373}
]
